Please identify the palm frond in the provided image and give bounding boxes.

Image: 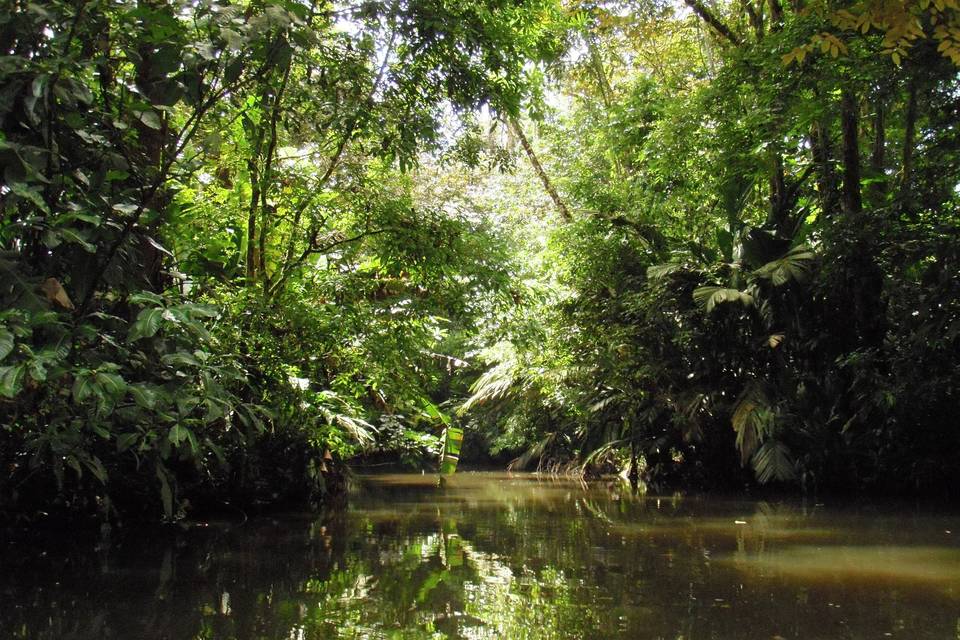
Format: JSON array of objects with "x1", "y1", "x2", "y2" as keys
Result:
[
  {"x1": 752, "y1": 439, "x2": 797, "y2": 483},
  {"x1": 693, "y1": 285, "x2": 755, "y2": 313},
  {"x1": 580, "y1": 438, "x2": 626, "y2": 469},
  {"x1": 753, "y1": 244, "x2": 815, "y2": 286},
  {"x1": 459, "y1": 361, "x2": 518, "y2": 413},
  {"x1": 646, "y1": 262, "x2": 682, "y2": 280},
  {"x1": 508, "y1": 432, "x2": 558, "y2": 471},
  {"x1": 731, "y1": 382, "x2": 771, "y2": 466},
  {"x1": 334, "y1": 414, "x2": 377, "y2": 447},
  {"x1": 315, "y1": 389, "x2": 377, "y2": 447}
]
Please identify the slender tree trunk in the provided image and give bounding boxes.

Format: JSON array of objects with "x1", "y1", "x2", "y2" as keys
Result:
[
  {"x1": 246, "y1": 158, "x2": 260, "y2": 285},
  {"x1": 869, "y1": 90, "x2": 887, "y2": 202},
  {"x1": 810, "y1": 120, "x2": 840, "y2": 215},
  {"x1": 768, "y1": 0, "x2": 784, "y2": 30},
  {"x1": 871, "y1": 98, "x2": 886, "y2": 174},
  {"x1": 838, "y1": 91, "x2": 885, "y2": 350},
  {"x1": 586, "y1": 38, "x2": 627, "y2": 176},
  {"x1": 767, "y1": 152, "x2": 787, "y2": 230},
  {"x1": 840, "y1": 89, "x2": 862, "y2": 215},
  {"x1": 742, "y1": 0, "x2": 763, "y2": 40},
  {"x1": 587, "y1": 38, "x2": 613, "y2": 110},
  {"x1": 628, "y1": 439, "x2": 639, "y2": 490},
  {"x1": 510, "y1": 117, "x2": 572, "y2": 223},
  {"x1": 901, "y1": 77, "x2": 918, "y2": 197},
  {"x1": 257, "y1": 63, "x2": 292, "y2": 291}
]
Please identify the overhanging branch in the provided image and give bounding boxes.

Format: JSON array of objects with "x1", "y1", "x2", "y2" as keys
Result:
[{"x1": 685, "y1": 0, "x2": 742, "y2": 46}]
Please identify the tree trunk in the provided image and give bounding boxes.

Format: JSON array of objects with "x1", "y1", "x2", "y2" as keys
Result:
[
  {"x1": 511, "y1": 117, "x2": 573, "y2": 223},
  {"x1": 246, "y1": 158, "x2": 260, "y2": 285},
  {"x1": 840, "y1": 89, "x2": 862, "y2": 215},
  {"x1": 810, "y1": 121, "x2": 840, "y2": 215},
  {"x1": 901, "y1": 77, "x2": 918, "y2": 198},
  {"x1": 871, "y1": 96, "x2": 886, "y2": 176},
  {"x1": 767, "y1": 152, "x2": 787, "y2": 231},
  {"x1": 768, "y1": 0, "x2": 784, "y2": 30}
]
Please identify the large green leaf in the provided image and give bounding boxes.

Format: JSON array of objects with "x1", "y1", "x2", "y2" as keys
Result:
[
  {"x1": 94, "y1": 372, "x2": 127, "y2": 397},
  {"x1": 0, "y1": 329, "x2": 14, "y2": 361},
  {"x1": 440, "y1": 427, "x2": 464, "y2": 475},
  {"x1": 72, "y1": 371, "x2": 95, "y2": 402},
  {"x1": 0, "y1": 364, "x2": 25, "y2": 398},
  {"x1": 129, "y1": 384, "x2": 160, "y2": 410},
  {"x1": 129, "y1": 307, "x2": 164, "y2": 341}
]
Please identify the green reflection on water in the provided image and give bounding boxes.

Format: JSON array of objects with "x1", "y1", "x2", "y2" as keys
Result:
[{"x1": 3, "y1": 473, "x2": 960, "y2": 639}]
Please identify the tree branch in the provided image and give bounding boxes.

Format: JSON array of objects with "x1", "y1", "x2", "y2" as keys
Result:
[
  {"x1": 685, "y1": 0, "x2": 742, "y2": 46},
  {"x1": 268, "y1": 227, "x2": 393, "y2": 297},
  {"x1": 510, "y1": 117, "x2": 572, "y2": 223}
]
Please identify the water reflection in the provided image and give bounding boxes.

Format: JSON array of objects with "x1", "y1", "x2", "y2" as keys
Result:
[{"x1": 2, "y1": 472, "x2": 960, "y2": 639}]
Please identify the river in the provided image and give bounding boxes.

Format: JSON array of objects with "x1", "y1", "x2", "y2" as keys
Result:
[{"x1": 3, "y1": 472, "x2": 960, "y2": 639}]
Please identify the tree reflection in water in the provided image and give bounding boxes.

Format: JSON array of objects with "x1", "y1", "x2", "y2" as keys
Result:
[{"x1": 3, "y1": 473, "x2": 960, "y2": 639}]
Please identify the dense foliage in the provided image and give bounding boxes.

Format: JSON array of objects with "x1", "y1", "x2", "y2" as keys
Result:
[
  {"x1": 2, "y1": 0, "x2": 959, "y2": 521},
  {"x1": 461, "y1": 0, "x2": 960, "y2": 496},
  {"x1": 0, "y1": 0, "x2": 566, "y2": 520}
]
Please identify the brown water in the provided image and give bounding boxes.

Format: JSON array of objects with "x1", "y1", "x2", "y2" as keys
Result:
[{"x1": 3, "y1": 472, "x2": 960, "y2": 639}]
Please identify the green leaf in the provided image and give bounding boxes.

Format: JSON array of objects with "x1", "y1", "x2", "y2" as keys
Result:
[
  {"x1": 27, "y1": 359, "x2": 47, "y2": 382},
  {"x1": 161, "y1": 351, "x2": 201, "y2": 368},
  {"x1": 168, "y1": 424, "x2": 190, "y2": 445},
  {"x1": 53, "y1": 211, "x2": 101, "y2": 226},
  {"x1": 440, "y1": 427, "x2": 464, "y2": 475},
  {"x1": 84, "y1": 456, "x2": 108, "y2": 483},
  {"x1": 0, "y1": 364, "x2": 25, "y2": 398},
  {"x1": 203, "y1": 397, "x2": 224, "y2": 423},
  {"x1": 0, "y1": 329, "x2": 14, "y2": 361},
  {"x1": 753, "y1": 245, "x2": 815, "y2": 286},
  {"x1": 117, "y1": 432, "x2": 140, "y2": 452},
  {"x1": 129, "y1": 307, "x2": 164, "y2": 341},
  {"x1": 73, "y1": 371, "x2": 95, "y2": 402},
  {"x1": 95, "y1": 371, "x2": 127, "y2": 397},
  {"x1": 57, "y1": 227, "x2": 97, "y2": 253},
  {"x1": 130, "y1": 384, "x2": 159, "y2": 410},
  {"x1": 178, "y1": 303, "x2": 219, "y2": 318},
  {"x1": 112, "y1": 203, "x2": 139, "y2": 215},
  {"x1": 128, "y1": 291, "x2": 164, "y2": 306},
  {"x1": 9, "y1": 181, "x2": 50, "y2": 212},
  {"x1": 136, "y1": 110, "x2": 162, "y2": 130},
  {"x1": 221, "y1": 28, "x2": 245, "y2": 51},
  {"x1": 731, "y1": 382, "x2": 770, "y2": 466}
]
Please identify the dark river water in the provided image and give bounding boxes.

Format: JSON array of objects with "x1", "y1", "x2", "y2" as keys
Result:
[{"x1": 3, "y1": 472, "x2": 960, "y2": 639}]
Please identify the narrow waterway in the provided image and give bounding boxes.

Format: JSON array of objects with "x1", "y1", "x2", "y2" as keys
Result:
[{"x1": 4, "y1": 472, "x2": 960, "y2": 639}]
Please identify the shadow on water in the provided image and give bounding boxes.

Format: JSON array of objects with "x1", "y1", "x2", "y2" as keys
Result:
[
  {"x1": 3, "y1": 472, "x2": 960, "y2": 639},
  {"x1": 0, "y1": 512, "x2": 348, "y2": 639}
]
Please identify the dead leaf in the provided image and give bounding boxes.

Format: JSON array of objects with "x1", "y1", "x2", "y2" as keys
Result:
[{"x1": 41, "y1": 277, "x2": 75, "y2": 310}]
